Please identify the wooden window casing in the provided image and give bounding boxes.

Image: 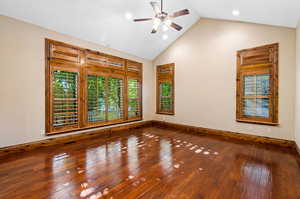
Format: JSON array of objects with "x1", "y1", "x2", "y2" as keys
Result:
[
  {"x1": 156, "y1": 63, "x2": 175, "y2": 115},
  {"x1": 236, "y1": 43, "x2": 279, "y2": 125},
  {"x1": 127, "y1": 61, "x2": 143, "y2": 121},
  {"x1": 45, "y1": 39, "x2": 143, "y2": 135}
]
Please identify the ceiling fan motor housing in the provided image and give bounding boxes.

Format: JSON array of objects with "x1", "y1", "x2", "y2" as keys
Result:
[{"x1": 156, "y1": 12, "x2": 168, "y2": 21}]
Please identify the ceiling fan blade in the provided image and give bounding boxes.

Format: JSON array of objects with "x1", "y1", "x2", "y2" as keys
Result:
[
  {"x1": 170, "y1": 22, "x2": 183, "y2": 31},
  {"x1": 151, "y1": 24, "x2": 160, "y2": 33},
  {"x1": 151, "y1": 18, "x2": 161, "y2": 34},
  {"x1": 169, "y1": 9, "x2": 190, "y2": 18},
  {"x1": 134, "y1": 18, "x2": 153, "y2": 22},
  {"x1": 151, "y1": 28, "x2": 158, "y2": 34},
  {"x1": 150, "y1": 1, "x2": 161, "y2": 14}
]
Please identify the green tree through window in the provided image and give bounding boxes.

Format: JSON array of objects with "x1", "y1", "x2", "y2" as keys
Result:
[
  {"x1": 108, "y1": 77, "x2": 124, "y2": 120},
  {"x1": 160, "y1": 82, "x2": 172, "y2": 111},
  {"x1": 87, "y1": 75, "x2": 106, "y2": 122},
  {"x1": 128, "y1": 79, "x2": 140, "y2": 118},
  {"x1": 53, "y1": 71, "x2": 78, "y2": 127}
]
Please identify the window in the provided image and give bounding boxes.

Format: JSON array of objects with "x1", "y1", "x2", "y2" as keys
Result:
[
  {"x1": 236, "y1": 43, "x2": 278, "y2": 125},
  {"x1": 156, "y1": 63, "x2": 174, "y2": 115},
  {"x1": 128, "y1": 79, "x2": 141, "y2": 118},
  {"x1": 87, "y1": 75, "x2": 106, "y2": 123},
  {"x1": 53, "y1": 71, "x2": 79, "y2": 128},
  {"x1": 127, "y1": 60, "x2": 142, "y2": 120},
  {"x1": 160, "y1": 82, "x2": 173, "y2": 111},
  {"x1": 46, "y1": 39, "x2": 142, "y2": 135},
  {"x1": 108, "y1": 77, "x2": 124, "y2": 121}
]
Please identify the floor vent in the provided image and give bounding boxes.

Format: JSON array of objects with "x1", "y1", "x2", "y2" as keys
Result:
[{"x1": 64, "y1": 141, "x2": 76, "y2": 145}]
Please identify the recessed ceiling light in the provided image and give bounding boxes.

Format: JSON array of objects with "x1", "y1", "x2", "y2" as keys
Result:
[
  {"x1": 162, "y1": 34, "x2": 168, "y2": 40},
  {"x1": 125, "y1": 12, "x2": 133, "y2": 20},
  {"x1": 232, "y1": 10, "x2": 240, "y2": 16}
]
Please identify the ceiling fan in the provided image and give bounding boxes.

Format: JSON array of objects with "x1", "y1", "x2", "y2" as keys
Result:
[{"x1": 133, "y1": 0, "x2": 190, "y2": 34}]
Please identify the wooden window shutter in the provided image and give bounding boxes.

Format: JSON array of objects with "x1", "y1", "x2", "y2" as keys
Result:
[
  {"x1": 126, "y1": 60, "x2": 143, "y2": 121},
  {"x1": 128, "y1": 79, "x2": 142, "y2": 119},
  {"x1": 156, "y1": 63, "x2": 175, "y2": 115},
  {"x1": 87, "y1": 74, "x2": 107, "y2": 123},
  {"x1": 45, "y1": 39, "x2": 143, "y2": 135},
  {"x1": 108, "y1": 76, "x2": 124, "y2": 121},
  {"x1": 50, "y1": 42, "x2": 81, "y2": 63},
  {"x1": 159, "y1": 82, "x2": 173, "y2": 111},
  {"x1": 236, "y1": 43, "x2": 278, "y2": 125},
  {"x1": 49, "y1": 67, "x2": 80, "y2": 133}
]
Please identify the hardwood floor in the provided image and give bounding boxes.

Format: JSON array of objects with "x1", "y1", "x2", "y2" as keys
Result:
[{"x1": 0, "y1": 127, "x2": 299, "y2": 199}]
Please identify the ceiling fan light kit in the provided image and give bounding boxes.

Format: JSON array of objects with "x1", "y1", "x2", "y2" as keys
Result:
[{"x1": 134, "y1": 0, "x2": 190, "y2": 34}]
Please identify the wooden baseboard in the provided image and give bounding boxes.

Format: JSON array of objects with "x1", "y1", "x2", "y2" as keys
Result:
[
  {"x1": 152, "y1": 120, "x2": 296, "y2": 149},
  {"x1": 296, "y1": 143, "x2": 300, "y2": 156},
  {"x1": 2, "y1": 120, "x2": 297, "y2": 157},
  {"x1": 0, "y1": 121, "x2": 153, "y2": 157}
]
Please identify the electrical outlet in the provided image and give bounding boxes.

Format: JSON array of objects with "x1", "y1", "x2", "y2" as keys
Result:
[{"x1": 40, "y1": 129, "x2": 45, "y2": 136}]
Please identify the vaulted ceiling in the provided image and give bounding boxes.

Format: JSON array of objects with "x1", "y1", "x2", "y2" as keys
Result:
[{"x1": 0, "y1": 0, "x2": 299, "y2": 60}]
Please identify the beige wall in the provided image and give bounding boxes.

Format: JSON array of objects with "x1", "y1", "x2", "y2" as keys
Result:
[
  {"x1": 154, "y1": 18, "x2": 296, "y2": 140},
  {"x1": 295, "y1": 20, "x2": 300, "y2": 147},
  {"x1": 0, "y1": 16, "x2": 297, "y2": 147},
  {"x1": 0, "y1": 15, "x2": 155, "y2": 147}
]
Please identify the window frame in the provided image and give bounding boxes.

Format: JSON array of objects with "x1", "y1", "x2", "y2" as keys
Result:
[
  {"x1": 84, "y1": 69, "x2": 109, "y2": 128},
  {"x1": 49, "y1": 64, "x2": 81, "y2": 133},
  {"x1": 107, "y1": 74, "x2": 126, "y2": 123},
  {"x1": 45, "y1": 39, "x2": 143, "y2": 135},
  {"x1": 156, "y1": 63, "x2": 175, "y2": 115},
  {"x1": 127, "y1": 77, "x2": 142, "y2": 121},
  {"x1": 236, "y1": 43, "x2": 278, "y2": 126}
]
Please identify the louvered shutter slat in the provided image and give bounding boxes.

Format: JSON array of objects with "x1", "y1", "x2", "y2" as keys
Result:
[
  {"x1": 87, "y1": 75, "x2": 106, "y2": 123},
  {"x1": 128, "y1": 79, "x2": 141, "y2": 118},
  {"x1": 52, "y1": 71, "x2": 79, "y2": 127}
]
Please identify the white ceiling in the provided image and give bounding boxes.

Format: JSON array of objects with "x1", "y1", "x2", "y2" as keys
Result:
[
  {"x1": 187, "y1": 0, "x2": 300, "y2": 28},
  {"x1": 0, "y1": 0, "x2": 299, "y2": 60}
]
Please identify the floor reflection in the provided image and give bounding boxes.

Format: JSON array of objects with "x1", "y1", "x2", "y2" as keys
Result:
[
  {"x1": 160, "y1": 139, "x2": 173, "y2": 174},
  {"x1": 127, "y1": 136, "x2": 139, "y2": 176},
  {"x1": 239, "y1": 155, "x2": 273, "y2": 199},
  {"x1": 50, "y1": 152, "x2": 76, "y2": 198},
  {"x1": 86, "y1": 145, "x2": 107, "y2": 179},
  {"x1": 107, "y1": 141, "x2": 121, "y2": 182}
]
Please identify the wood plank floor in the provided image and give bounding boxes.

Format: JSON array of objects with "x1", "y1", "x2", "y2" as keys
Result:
[{"x1": 0, "y1": 127, "x2": 300, "y2": 199}]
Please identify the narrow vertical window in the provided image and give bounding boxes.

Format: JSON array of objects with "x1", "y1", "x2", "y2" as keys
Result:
[
  {"x1": 108, "y1": 77, "x2": 124, "y2": 121},
  {"x1": 128, "y1": 79, "x2": 141, "y2": 118},
  {"x1": 243, "y1": 72, "x2": 270, "y2": 118},
  {"x1": 127, "y1": 60, "x2": 143, "y2": 121},
  {"x1": 87, "y1": 75, "x2": 106, "y2": 123},
  {"x1": 156, "y1": 63, "x2": 175, "y2": 115},
  {"x1": 236, "y1": 43, "x2": 278, "y2": 125},
  {"x1": 53, "y1": 71, "x2": 79, "y2": 128},
  {"x1": 160, "y1": 82, "x2": 173, "y2": 111}
]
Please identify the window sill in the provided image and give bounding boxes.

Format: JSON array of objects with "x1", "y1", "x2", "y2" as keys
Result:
[
  {"x1": 156, "y1": 112, "x2": 175, "y2": 116},
  {"x1": 236, "y1": 119, "x2": 279, "y2": 126},
  {"x1": 46, "y1": 118, "x2": 143, "y2": 136}
]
